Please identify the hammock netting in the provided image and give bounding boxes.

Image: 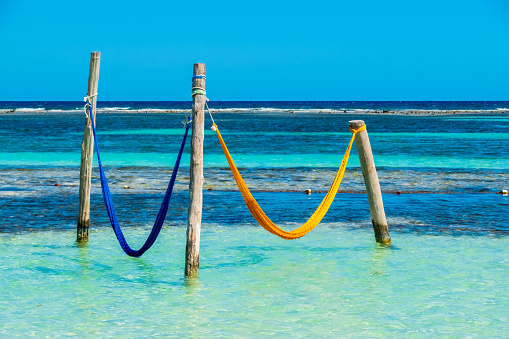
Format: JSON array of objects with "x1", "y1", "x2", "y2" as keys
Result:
[
  {"x1": 212, "y1": 123, "x2": 365, "y2": 239},
  {"x1": 89, "y1": 103, "x2": 190, "y2": 257}
]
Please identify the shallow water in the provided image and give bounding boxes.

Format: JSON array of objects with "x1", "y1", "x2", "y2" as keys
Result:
[
  {"x1": 1, "y1": 227, "x2": 508, "y2": 337},
  {"x1": 1, "y1": 108, "x2": 509, "y2": 336}
]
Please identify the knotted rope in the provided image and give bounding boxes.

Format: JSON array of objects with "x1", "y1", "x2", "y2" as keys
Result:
[
  {"x1": 191, "y1": 74, "x2": 215, "y2": 124},
  {"x1": 191, "y1": 87, "x2": 206, "y2": 97},
  {"x1": 83, "y1": 93, "x2": 98, "y2": 118}
]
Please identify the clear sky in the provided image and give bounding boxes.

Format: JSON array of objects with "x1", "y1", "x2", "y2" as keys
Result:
[{"x1": 1, "y1": 0, "x2": 508, "y2": 101}]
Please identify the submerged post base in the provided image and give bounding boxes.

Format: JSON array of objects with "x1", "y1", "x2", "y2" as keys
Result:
[
  {"x1": 373, "y1": 221, "x2": 391, "y2": 245},
  {"x1": 77, "y1": 220, "x2": 89, "y2": 243}
]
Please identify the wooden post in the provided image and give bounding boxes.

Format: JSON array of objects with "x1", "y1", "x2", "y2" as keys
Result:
[
  {"x1": 185, "y1": 63, "x2": 206, "y2": 276},
  {"x1": 349, "y1": 120, "x2": 391, "y2": 245},
  {"x1": 77, "y1": 52, "x2": 101, "y2": 243}
]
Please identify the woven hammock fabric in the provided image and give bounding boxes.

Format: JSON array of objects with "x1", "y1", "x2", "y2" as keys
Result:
[
  {"x1": 89, "y1": 104, "x2": 190, "y2": 257},
  {"x1": 213, "y1": 124, "x2": 365, "y2": 239}
]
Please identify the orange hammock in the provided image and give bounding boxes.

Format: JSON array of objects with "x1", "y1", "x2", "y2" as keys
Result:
[{"x1": 212, "y1": 123, "x2": 366, "y2": 239}]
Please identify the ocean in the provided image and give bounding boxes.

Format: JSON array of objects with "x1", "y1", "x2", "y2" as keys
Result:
[{"x1": 1, "y1": 101, "x2": 508, "y2": 337}]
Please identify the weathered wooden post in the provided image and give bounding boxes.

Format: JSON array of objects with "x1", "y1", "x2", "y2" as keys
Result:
[
  {"x1": 349, "y1": 120, "x2": 391, "y2": 245},
  {"x1": 77, "y1": 52, "x2": 100, "y2": 243},
  {"x1": 185, "y1": 63, "x2": 206, "y2": 276}
]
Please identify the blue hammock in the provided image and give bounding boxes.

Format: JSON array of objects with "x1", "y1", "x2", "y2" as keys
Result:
[{"x1": 88, "y1": 103, "x2": 190, "y2": 257}]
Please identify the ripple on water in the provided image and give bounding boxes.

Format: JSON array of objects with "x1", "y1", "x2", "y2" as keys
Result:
[{"x1": 1, "y1": 228, "x2": 508, "y2": 336}]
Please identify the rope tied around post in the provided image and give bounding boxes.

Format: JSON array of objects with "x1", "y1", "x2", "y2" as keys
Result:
[
  {"x1": 191, "y1": 77, "x2": 215, "y2": 125},
  {"x1": 191, "y1": 74, "x2": 207, "y2": 97},
  {"x1": 350, "y1": 124, "x2": 366, "y2": 134},
  {"x1": 83, "y1": 93, "x2": 98, "y2": 118},
  {"x1": 191, "y1": 88, "x2": 206, "y2": 97},
  {"x1": 211, "y1": 121, "x2": 365, "y2": 239}
]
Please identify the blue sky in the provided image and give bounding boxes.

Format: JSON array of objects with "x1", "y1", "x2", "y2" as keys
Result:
[{"x1": 1, "y1": 0, "x2": 508, "y2": 101}]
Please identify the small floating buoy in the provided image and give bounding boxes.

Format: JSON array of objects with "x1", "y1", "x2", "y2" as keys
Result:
[
  {"x1": 397, "y1": 190, "x2": 401, "y2": 195},
  {"x1": 208, "y1": 187, "x2": 213, "y2": 191},
  {"x1": 305, "y1": 189, "x2": 312, "y2": 195},
  {"x1": 123, "y1": 185, "x2": 130, "y2": 189},
  {"x1": 502, "y1": 190, "x2": 508, "y2": 196},
  {"x1": 54, "y1": 183, "x2": 60, "y2": 187}
]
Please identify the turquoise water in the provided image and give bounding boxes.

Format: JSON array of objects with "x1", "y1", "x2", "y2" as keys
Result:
[
  {"x1": 2, "y1": 108, "x2": 509, "y2": 336},
  {"x1": 1, "y1": 227, "x2": 507, "y2": 337},
  {"x1": 78, "y1": 129, "x2": 509, "y2": 139},
  {"x1": 2, "y1": 152, "x2": 509, "y2": 169}
]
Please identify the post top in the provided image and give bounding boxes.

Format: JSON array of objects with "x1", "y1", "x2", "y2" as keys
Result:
[
  {"x1": 193, "y1": 63, "x2": 206, "y2": 75},
  {"x1": 349, "y1": 120, "x2": 365, "y2": 129}
]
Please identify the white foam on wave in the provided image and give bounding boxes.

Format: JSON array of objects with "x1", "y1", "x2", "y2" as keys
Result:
[
  {"x1": 214, "y1": 107, "x2": 350, "y2": 114},
  {"x1": 101, "y1": 107, "x2": 131, "y2": 111},
  {"x1": 14, "y1": 108, "x2": 45, "y2": 112},
  {"x1": 219, "y1": 108, "x2": 255, "y2": 113},
  {"x1": 7, "y1": 105, "x2": 509, "y2": 115},
  {"x1": 139, "y1": 108, "x2": 190, "y2": 112},
  {"x1": 94, "y1": 108, "x2": 192, "y2": 113}
]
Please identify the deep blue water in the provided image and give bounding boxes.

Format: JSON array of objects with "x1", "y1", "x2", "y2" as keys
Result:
[
  {"x1": 1, "y1": 102, "x2": 508, "y2": 235},
  {"x1": 1, "y1": 100, "x2": 509, "y2": 112}
]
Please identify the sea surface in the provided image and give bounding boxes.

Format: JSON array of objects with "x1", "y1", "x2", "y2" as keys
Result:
[
  {"x1": 1, "y1": 101, "x2": 508, "y2": 337},
  {"x1": 2, "y1": 100, "x2": 509, "y2": 114}
]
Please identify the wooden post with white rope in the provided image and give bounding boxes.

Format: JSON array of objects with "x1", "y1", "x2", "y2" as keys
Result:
[{"x1": 77, "y1": 52, "x2": 100, "y2": 243}]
